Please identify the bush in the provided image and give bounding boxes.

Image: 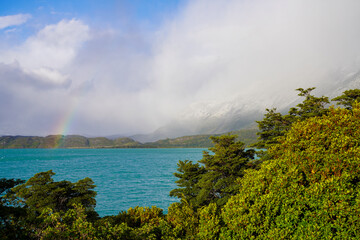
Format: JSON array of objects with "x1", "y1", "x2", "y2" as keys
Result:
[{"x1": 222, "y1": 104, "x2": 360, "y2": 239}]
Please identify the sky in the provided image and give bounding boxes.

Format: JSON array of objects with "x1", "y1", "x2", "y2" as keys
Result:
[{"x1": 1, "y1": 0, "x2": 360, "y2": 137}]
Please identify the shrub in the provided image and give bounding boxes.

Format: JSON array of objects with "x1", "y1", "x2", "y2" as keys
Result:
[{"x1": 222, "y1": 104, "x2": 360, "y2": 239}]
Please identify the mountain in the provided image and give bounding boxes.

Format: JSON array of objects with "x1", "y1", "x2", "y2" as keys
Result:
[
  {"x1": 141, "y1": 128, "x2": 258, "y2": 148},
  {"x1": 131, "y1": 101, "x2": 263, "y2": 143},
  {"x1": 133, "y1": 70, "x2": 360, "y2": 143},
  {"x1": 0, "y1": 128, "x2": 258, "y2": 149},
  {"x1": 0, "y1": 135, "x2": 141, "y2": 149}
]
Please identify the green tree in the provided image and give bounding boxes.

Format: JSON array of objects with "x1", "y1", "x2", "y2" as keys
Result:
[
  {"x1": 0, "y1": 178, "x2": 28, "y2": 240},
  {"x1": 169, "y1": 160, "x2": 206, "y2": 208},
  {"x1": 221, "y1": 104, "x2": 360, "y2": 239},
  {"x1": 254, "y1": 87, "x2": 329, "y2": 150},
  {"x1": 197, "y1": 203, "x2": 221, "y2": 240},
  {"x1": 171, "y1": 135, "x2": 255, "y2": 209},
  {"x1": 34, "y1": 204, "x2": 97, "y2": 240},
  {"x1": 166, "y1": 199, "x2": 199, "y2": 239},
  {"x1": 332, "y1": 88, "x2": 360, "y2": 109},
  {"x1": 288, "y1": 87, "x2": 329, "y2": 120},
  {"x1": 5, "y1": 170, "x2": 97, "y2": 219},
  {"x1": 98, "y1": 205, "x2": 174, "y2": 239},
  {"x1": 252, "y1": 108, "x2": 293, "y2": 149}
]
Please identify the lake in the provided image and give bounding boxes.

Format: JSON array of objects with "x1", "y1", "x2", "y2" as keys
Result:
[{"x1": 0, "y1": 148, "x2": 206, "y2": 216}]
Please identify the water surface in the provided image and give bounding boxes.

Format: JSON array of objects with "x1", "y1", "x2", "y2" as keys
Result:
[{"x1": 0, "y1": 148, "x2": 205, "y2": 216}]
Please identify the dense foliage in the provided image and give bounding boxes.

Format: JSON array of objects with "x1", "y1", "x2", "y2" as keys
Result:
[
  {"x1": 221, "y1": 104, "x2": 360, "y2": 239},
  {"x1": 7, "y1": 170, "x2": 97, "y2": 215},
  {"x1": 254, "y1": 87, "x2": 329, "y2": 150},
  {"x1": 0, "y1": 178, "x2": 26, "y2": 239},
  {"x1": 332, "y1": 88, "x2": 360, "y2": 109},
  {"x1": 170, "y1": 135, "x2": 255, "y2": 209},
  {"x1": 2, "y1": 88, "x2": 360, "y2": 239}
]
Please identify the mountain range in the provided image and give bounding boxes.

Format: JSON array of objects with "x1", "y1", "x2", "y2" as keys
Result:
[{"x1": 0, "y1": 128, "x2": 258, "y2": 149}]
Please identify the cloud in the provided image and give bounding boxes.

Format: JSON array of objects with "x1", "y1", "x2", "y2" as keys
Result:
[
  {"x1": 152, "y1": 0, "x2": 360, "y2": 111},
  {"x1": 0, "y1": 17, "x2": 159, "y2": 136},
  {"x1": 0, "y1": 62, "x2": 70, "y2": 89},
  {"x1": 0, "y1": 19, "x2": 90, "y2": 135},
  {"x1": 0, "y1": 62, "x2": 72, "y2": 136},
  {"x1": 3, "y1": 19, "x2": 90, "y2": 69},
  {"x1": 2, "y1": 1, "x2": 360, "y2": 137},
  {"x1": 117, "y1": 0, "x2": 360, "y2": 138},
  {"x1": 0, "y1": 14, "x2": 31, "y2": 29},
  {"x1": 0, "y1": 19, "x2": 89, "y2": 87},
  {"x1": 26, "y1": 67, "x2": 71, "y2": 87}
]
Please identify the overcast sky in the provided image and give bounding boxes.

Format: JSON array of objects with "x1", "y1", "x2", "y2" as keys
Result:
[{"x1": 1, "y1": 0, "x2": 360, "y2": 137}]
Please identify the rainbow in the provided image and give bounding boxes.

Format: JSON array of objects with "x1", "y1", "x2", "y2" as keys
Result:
[
  {"x1": 51, "y1": 98, "x2": 80, "y2": 148},
  {"x1": 50, "y1": 82, "x2": 92, "y2": 148}
]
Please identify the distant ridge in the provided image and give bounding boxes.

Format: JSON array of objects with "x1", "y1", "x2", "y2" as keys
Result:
[
  {"x1": 0, "y1": 135, "x2": 140, "y2": 149},
  {"x1": 0, "y1": 128, "x2": 258, "y2": 149}
]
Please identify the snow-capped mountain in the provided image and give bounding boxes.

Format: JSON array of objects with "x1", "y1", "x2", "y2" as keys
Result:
[{"x1": 133, "y1": 69, "x2": 360, "y2": 143}]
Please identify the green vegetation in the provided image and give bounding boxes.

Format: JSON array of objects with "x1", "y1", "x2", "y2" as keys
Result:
[
  {"x1": 170, "y1": 135, "x2": 256, "y2": 209},
  {"x1": 253, "y1": 87, "x2": 329, "y2": 150},
  {"x1": 0, "y1": 135, "x2": 141, "y2": 149},
  {"x1": 221, "y1": 104, "x2": 360, "y2": 239},
  {"x1": 2, "y1": 88, "x2": 360, "y2": 239},
  {"x1": 0, "y1": 129, "x2": 258, "y2": 149},
  {"x1": 142, "y1": 128, "x2": 258, "y2": 148},
  {"x1": 332, "y1": 88, "x2": 360, "y2": 109},
  {"x1": 7, "y1": 170, "x2": 97, "y2": 215}
]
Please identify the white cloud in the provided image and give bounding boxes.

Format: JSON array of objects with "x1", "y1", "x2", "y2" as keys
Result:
[
  {"x1": 0, "y1": 14, "x2": 31, "y2": 29},
  {"x1": 2, "y1": 1, "x2": 360, "y2": 137},
  {"x1": 0, "y1": 19, "x2": 89, "y2": 88},
  {"x1": 8, "y1": 19, "x2": 90, "y2": 69},
  {"x1": 0, "y1": 18, "x2": 91, "y2": 135},
  {"x1": 26, "y1": 67, "x2": 70, "y2": 87},
  {"x1": 151, "y1": 0, "x2": 360, "y2": 110}
]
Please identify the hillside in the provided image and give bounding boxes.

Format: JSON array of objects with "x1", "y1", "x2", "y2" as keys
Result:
[
  {"x1": 0, "y1": 128, "x2": 258, "y2": 149},
  {"x1": 143, "y1": 128, "x2": 258, "y2": 148},
  {"x1": 0, "y1": 135, "x2": 141, "y2": 149}
]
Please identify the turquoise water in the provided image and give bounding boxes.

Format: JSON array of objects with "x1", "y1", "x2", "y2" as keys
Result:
[{"x1": 0, "y1": 148, "x2": 206, "y2": 216}]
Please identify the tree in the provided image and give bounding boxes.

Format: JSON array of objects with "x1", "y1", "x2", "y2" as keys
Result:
[
  {"x1": 0, "y1": 178, "x2": 25, "y2": 196},
  {"x1": 332, "y1": 88, "x2": 360, "y2": 109},
  {"x1": 166, "y1": 199, "x2": 199, "y2": 239},
  {"x1": 34, "y1": 204, "x2": 97, "y2": 240},
  {"x1": 254, "y1": 87, "x2": 329, "y2": 150},
  {"x1": 169, "y1": 160, "x2": 206, "y2": 208},
  {"x1": 252, "y1": 108, "x2": 293, "y2": 149},
  {"x1": 0, "y1": 178, "x2": 27, "y2": 240},
  {"x1": 221, "y1": 104, "x2": 360, "y2": 239},
  {"x1": 5, "y1": 170, "x2": 97, "y2": 218},
  {"x1": 288, "y1": 87, "x2": 329, "y2": 120},
  {"x1": 197, "y1": 203, "x2": 221, "y2": 240},
  {"x1": 98, "y1": 206, "x2": 171, "y2": 239},
  {"x1": 171, "y1": 135, "x2": 255, "y2": 209}
]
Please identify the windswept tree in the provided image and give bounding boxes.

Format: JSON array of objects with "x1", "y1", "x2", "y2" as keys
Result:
[
  {"x1": 252, "y1": 108, "x2": 293, "y2": 149},
  {"x1": 254, "y1": 87, "x2": 329, "y2": 150},
  {"x1": 332, "y1": 88, "x2": 360, "y2": 109},
  {"x1": 171, "y1": 135, "x2": 255, "y2": 209},
  {"x1": 288, "y1": 87, "x2": 329, "y2": 119}
]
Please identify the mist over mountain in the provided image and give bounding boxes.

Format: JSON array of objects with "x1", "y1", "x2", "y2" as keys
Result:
[
  {"x1": 131, "y1": 100, "x2": 261, "y2": 143},
  {"x1": 133, "y1": 69, "x2": 360, "y2": 143}
]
